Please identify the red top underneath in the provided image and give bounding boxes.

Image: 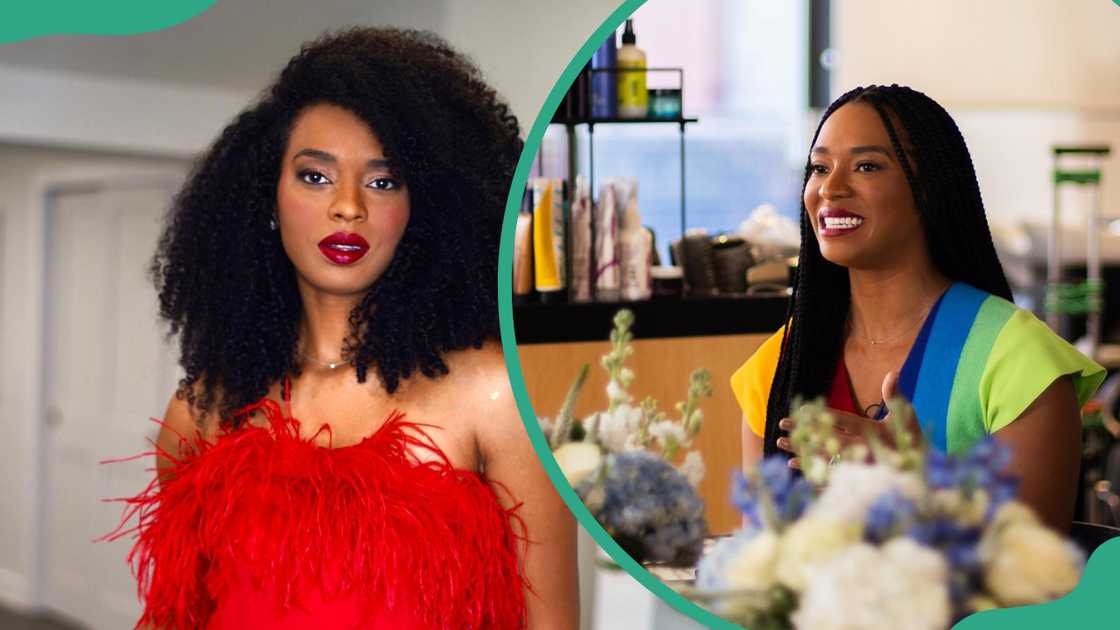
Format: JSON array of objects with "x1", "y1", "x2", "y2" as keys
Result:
[{"x1": 828, "y1": 357, "x2": 860, "y2": 414}]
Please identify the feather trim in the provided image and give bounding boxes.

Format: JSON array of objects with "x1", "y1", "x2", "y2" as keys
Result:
[{"x1": 103, "y1": 397, "x2": 528, "y2": 629}]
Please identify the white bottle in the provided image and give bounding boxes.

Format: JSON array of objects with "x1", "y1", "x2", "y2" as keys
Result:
[
  {"x1": 618, "y1": 178, "x2": 652, "y2": 300},
  {"x1": 569, "y1": 176, "x2": 593, "y2": 303},
  {"x1": 594, "y1": 179, "x2": 620, "y2": 302}
]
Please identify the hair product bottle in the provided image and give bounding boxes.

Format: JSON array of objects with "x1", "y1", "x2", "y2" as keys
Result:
[
  {"x1": 616, "y1": 19, "x2": 648, "y2": 119},
  {"x1": 618, "y1": 178, "x2": 652, "y2": 300},
  {"x1": 532, "y1": 178, "x2": 567, "y2": 303},
  {"x1": 594, "y1": 179, "x2": 620, "y2": 302},
  {"x1": 569, "y1": 175, "x2": 593, "y2": 302},
  {"x1": 590, "y1": 30, "x2": 617, "y2": 119},
  {"x1": 513, "y1": 210, "x2": 534, "y2": 304}
]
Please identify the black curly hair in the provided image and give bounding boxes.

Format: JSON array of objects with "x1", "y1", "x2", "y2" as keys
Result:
[
  {"x1": 762, "y1": 84, "x2": 1012, "y2": 456},
  {"x1": 152, "y1": 27, "x2": 522, "y2": 426}
]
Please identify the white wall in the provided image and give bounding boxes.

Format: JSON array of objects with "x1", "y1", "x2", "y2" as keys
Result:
[
  {"x1": 440, "y1": 0, "x2": 619, "y2": 132},
  {"x1": 834, "y1": 0, "x2": 1120, "y2": 111},
  {"x1": 0, "y1": 63, "x2": 254, "y2": 157},
  {"x1": 0, "y1": 0, "x2": 621, "y2": 156},
  {"x1": 0, "y1": 147, "x2": 188, "y2": 609},
  {"x1": 832, "y1": 0, "x2": 1120, "y2": 231}
]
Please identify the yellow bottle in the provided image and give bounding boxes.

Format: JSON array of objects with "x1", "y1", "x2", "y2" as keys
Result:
[{"x1": 616, "y1": 19, "x2": 648, "y2": 119}]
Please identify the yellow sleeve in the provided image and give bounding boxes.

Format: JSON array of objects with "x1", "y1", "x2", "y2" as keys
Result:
[{"x1": 730, "y1": 327, "x2": 785, "y2": 438}]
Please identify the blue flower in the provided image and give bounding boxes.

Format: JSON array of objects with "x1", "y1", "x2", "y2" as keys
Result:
[
  {"x1": 576, "y1": 451, "x2": 706, "y2": 564},
  {"x1": 733, "y1": 455, "x2": 813, "y2": 529},
  {"x1": 925, "y1": 437, "x2": 1018, "y2": 520},
  {"x1": 905, "y1": 514, "x2": 984, "y2": 608},
  {"x1": 695, "y1": 529, "x2": 758, "y2": 591},
  {"x1": 865, "y1": 490, "x2": 918, "y2": 543}
]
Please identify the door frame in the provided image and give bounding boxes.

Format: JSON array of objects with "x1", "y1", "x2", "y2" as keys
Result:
[{"x1": 28, "y1": 167, "x2": 186, "y2": 614}]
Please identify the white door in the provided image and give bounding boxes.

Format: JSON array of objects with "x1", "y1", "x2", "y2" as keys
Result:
[{"x1": 41, "y1": 178, "x2": 185, "y2": 629}]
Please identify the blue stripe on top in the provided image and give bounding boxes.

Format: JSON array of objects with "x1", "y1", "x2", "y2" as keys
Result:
[
  {"x1": 898, "y1": 292, "x2": 941, "y2": 404},
  {"x1": 905, "y1": 283, "x2": 989, "y2": 451}
]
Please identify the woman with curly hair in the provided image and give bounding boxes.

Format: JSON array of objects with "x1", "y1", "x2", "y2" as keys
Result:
[
  {"x1": 732, "y1": 85, "x2": 1104, "y2": 533},
  {"x1": 111, "y1": 28, "x2": 577, "y2": 629}
]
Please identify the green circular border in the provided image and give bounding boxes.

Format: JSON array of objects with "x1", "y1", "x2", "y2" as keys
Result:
[{"x1": 495, "y1": 1, "x2": 741, "y2": 627}]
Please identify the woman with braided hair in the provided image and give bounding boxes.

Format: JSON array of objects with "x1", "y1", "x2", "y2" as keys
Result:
[
  {"x1": 108, "y1": 28, "x2": 578, "y2": 629},
  {"x1": 731, "y1": 85, "x2": 1103, "y2": 532}
]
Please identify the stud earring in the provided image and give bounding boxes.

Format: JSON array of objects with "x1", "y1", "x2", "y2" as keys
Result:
[{"x1": 269, "y1": 217, "x2": 278, "y2": 231}]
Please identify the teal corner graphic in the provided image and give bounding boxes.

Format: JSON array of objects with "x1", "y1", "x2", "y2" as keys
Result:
[
  {"x1": 954, "y1": 538, "x2": 1120, "y2": 629},
  {"x1": 1, "y1": 1, "x2": 217, "y2": 44}
]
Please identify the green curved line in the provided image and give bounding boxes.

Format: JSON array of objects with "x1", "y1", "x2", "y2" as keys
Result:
[
  {"x1": 953, "y1": 537, "x2": 1120, "y2": 628},
  {"x1": 496, "y1": 1, "x2": 741, "y2": 627},
  {"x1": 1, "y1": 1, "x2": 217, "y2": 44}
]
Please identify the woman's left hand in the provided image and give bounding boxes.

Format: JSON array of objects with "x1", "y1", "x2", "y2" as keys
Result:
[{"x1": 776, "y1": 371, "x2": 923, "y2": 469}]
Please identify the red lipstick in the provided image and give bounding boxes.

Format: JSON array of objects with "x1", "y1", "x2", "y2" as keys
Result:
[{"x1": 318, "y1": 232, "x2": 370, "y2": 265}]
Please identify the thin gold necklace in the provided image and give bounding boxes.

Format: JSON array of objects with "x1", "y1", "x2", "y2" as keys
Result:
[
  {"x1": 851, "y1": 301, "x2": 934, "y2": 346},
  {"x1": 299, "y1": 350, "x2": 346, "y2": 369}
]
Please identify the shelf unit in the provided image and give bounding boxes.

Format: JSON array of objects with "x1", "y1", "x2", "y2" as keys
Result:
[
  {"x1": 543, "y1": 66, "x2": 698, "y2": 238},
  {"x1": 550, "y1": 117, "x2": 697, "y2": 238},
  {"x1": 514, "y1": 293, "x2": 787, "y2": 344}
]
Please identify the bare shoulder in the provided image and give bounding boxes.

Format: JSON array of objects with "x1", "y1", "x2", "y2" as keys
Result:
[
  {"x1": 436, "y1": 340, "x2": 526, "y2": 449},
  {"x1": 439, "y1": 339, "x2": 510, "y2": 386},
  {"x1": 156, "y1": 380, "x2": 219, "y2": 477},
  {"x1": 431, "y1": 340, "x2": 514, "y2": 406}
]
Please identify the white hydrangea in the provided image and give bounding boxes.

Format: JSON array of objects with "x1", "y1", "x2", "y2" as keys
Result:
[
  {"x1": 809, "y1": 462, "x2": 924, "y2": 524},
  {"x1": 537, "y1": 415, "x2": 553, "y2": 442},
  {"x1": 725, "y1": 529, "x2": 781, "y2": 591},
  {"x1": 621, "y1": 432, "x2": 644, "y2": 452},
  {"x1": 930, "y1": 488, "x2": 990, "y2": 528},
  {"x1": 588, "y1": 403, "x2": 644, "y2": 453},
  {"x1": 649, "y1": 420, "x2": 688, "y2": 449},
  {"x1": 552, "y1": 442, "x2": 603, "y2": 486},
  {"x1": 979, "y1": 502, "x2": 1084, "y2": 606},
  {"x1": 582, "y1": 412, "x2": 599, "y2": 441},
  {"x1": 696, "y1": 529, "x2": 756, "y2": 590},
  {"x1": 605, "y1": 379, "x2": 628, "y2": 404},
  {"x1": 793, "y1": 538, "x2": 950, "y2": 630},
  {"x1": 774, "y1": 516, "x2": 862, "y2": 592},
  {"x1": 618, "y1": 367, "x2": 635, "y2": 386},
  {"x1": 679, "y1": 450, "x2": 706, "y2": 487}
]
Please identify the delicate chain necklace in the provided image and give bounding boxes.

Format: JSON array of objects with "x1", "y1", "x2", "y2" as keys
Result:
[
  {"x1": 851, "y1": 300, "x2": 935, "y2": 346},
  {"x1": 299, "y1": 350, "x2": 346, "y2": 369}
]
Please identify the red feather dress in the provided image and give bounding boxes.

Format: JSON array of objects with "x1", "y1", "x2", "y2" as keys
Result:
[{"x1": 106, "y1": 377, "x2": 528, "y2": 629}]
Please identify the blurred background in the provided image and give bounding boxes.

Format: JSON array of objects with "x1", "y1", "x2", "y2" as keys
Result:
[{"x1": 532, "y1": 0, "x2": 1120, "y2": 267}]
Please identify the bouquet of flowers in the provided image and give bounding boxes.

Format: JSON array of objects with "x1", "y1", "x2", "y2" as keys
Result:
[
  {"x1": 538, "y1": 309, "x2": 712, "y2": 565},
  {"x1": 694, "y1": 399, "x2": 1085, "y2": 630}
]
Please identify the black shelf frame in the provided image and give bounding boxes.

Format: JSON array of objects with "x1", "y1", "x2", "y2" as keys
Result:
[
  {"x1": 552, "y1": 116, "x2": 698, "y2": 127},
  {"x1": 514, "y1": 294, "x2": 789, "y2": 344},
  {"x1": 560, "y1": 117, "x2": 697, "y2": 238},
  {"x1": 542, "y1": 66, "x2": 698, "y2": 241}
]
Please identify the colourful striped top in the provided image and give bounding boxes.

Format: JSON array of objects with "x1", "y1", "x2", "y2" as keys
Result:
[{"x1": 730, "y1": 282, "x2": 1106, "y2": 454}]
